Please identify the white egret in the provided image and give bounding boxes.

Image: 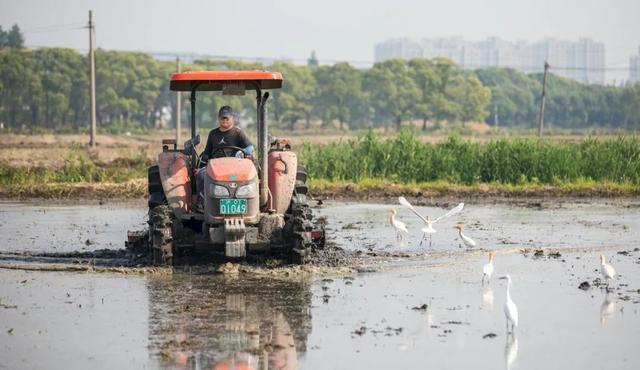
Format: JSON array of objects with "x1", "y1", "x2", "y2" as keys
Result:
[
  {"x1": 482, "y1": 251, "x2": 495, "y2": 284},
  {"x1": 454, "y1": 224, "x2": 477, "y2": 248},
  {"x1": 398, "y1": 197, "x2": 464, "y2": 247},
  {"x1": 499, "y1": 275, "x2": 519, "y2": 334},
  {"x1": 389, "y1": 209, "x2": 408, "y2": 242},
  {"x1": 599, "y1": 254, "x2": 616, "y2": 287}
]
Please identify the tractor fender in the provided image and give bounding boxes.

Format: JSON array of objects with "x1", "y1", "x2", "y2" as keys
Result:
[
  {"x1": 268, "y1": 151, "x2": 297, "y2": 214},
  {"x1": 158, "y1": 151, "x2": 191, "y2": 217}
]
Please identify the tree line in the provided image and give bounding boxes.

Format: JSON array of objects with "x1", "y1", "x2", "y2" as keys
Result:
[{"x1": 0, "y1": 47, "x2": 639, "y2": 133}]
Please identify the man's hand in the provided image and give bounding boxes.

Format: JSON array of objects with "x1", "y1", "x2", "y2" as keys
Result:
[{"x1": 243, "y1": 144, "x2": 255, "y2": 155}]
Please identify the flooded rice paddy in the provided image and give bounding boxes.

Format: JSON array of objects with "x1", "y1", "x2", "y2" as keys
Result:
[{"x1": 1, "y1": 199, "x2": 640, "y2": 369}]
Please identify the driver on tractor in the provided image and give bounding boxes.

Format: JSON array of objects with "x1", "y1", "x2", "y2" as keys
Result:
[{"x1": 196, "y1": 105, "x2": 254, "y2": 205}]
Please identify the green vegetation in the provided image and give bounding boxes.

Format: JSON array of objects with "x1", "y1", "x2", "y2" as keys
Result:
[
  {"x1": 1, "y1": 47, "x2": 639, "y2": 134},
  {"x1": 299, "y1": 132, "x2": 640, "y2": 185},
  {"x1": 0, "y1": 24, "x2": 24, "y2": 49},
  {"x1": 0, "y1": 147, "x2": 150, "y2": 186},
  {"x1": 1, "y1": 134, "x2": 639, "y2": 198}
]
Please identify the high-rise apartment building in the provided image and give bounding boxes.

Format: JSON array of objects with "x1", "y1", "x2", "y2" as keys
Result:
[{"x1": 374, "y1": 37, "x2": 605, "y2": 84}]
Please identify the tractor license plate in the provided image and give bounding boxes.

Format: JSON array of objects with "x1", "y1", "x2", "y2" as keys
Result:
[{"x1": 220, "y1": 199, "x2": 247, "y2": 214}]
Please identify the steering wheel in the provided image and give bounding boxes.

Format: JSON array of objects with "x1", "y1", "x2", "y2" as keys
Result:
[{"x1": 210, "y1": 146, "x2": 245, "y2": 158}]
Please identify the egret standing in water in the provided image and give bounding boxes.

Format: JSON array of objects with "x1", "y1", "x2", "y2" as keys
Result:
[
  {"x1": 482, "y1": 251, "x2": 495, "y2": 284},
  {"x1": 600, "y1": 254, "x2": 616, "y2": 288},
  {"x1": 398, "y1": 197, "x2": 464, "y2": 247},
  {"x1": 454, "y1": 224, "x2": 477, "y2": 248},
  {"x1": 388, "y1": 209, "x2": 408, "y2": 242},
  {"x1": 499, "y1": 275, "x2": 519, "y2": 334}
]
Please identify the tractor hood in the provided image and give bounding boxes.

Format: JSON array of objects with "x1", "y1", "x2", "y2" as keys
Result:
[{"x1": 206, "y1": 157, "x2": 257, "y2": 183}]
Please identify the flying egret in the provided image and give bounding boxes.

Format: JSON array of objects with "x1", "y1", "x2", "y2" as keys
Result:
[
  {"x1": 599, "y1": 254, "x2": 616, "y2": 287},
  {"x1": 499, "y1": 275, "x2": 519, "y2": 334},
  {"x1": 454, "y1": 224, "x2": 477, "y2": 248},
  {"x1": 398, "y1": 197, "x2": 464, "y2": 247},
  {"x1": 482, "y1": 251, "x2": 495, "y2": 284},
  {"x1": 388, "y1": 209, "x2": 408, "y2": 242}
]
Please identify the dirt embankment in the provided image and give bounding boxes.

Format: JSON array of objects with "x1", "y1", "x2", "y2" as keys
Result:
[
  {"x1": 1, "y1": 180, "x2": 639, "y2": 201},
  {"x1": 309, "y1": 182, "x2": 640, "y2": 201}
]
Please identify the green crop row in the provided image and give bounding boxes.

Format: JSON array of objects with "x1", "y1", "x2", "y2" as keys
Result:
[
  {"x1": 0, "y1": 148, "x2": 150, "y2": 186},
  {"x1": 2, "y1": 133, "x2": 639, "y2": 188},
  {"x1": 298, "y1": 131, "x2": 640, "y2": 185}
]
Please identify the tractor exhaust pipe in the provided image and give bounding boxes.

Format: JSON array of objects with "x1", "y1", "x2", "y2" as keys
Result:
[{"x1": 258, "y1": 91, "x2": 270, "y2": 209}]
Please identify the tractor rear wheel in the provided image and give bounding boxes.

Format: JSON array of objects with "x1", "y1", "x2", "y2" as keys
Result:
[
  {"x1": 148, "y1": 204, "x2": 174, "y2": 266},
  {"x1": 284, "y1": 165, "x2": 314, "y2": 264}
]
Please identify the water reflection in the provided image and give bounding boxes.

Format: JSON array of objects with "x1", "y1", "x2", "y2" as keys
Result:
[
  {"x1": 482, "y1": 285, "x2": 494, "y2": 311},
  {"x1": 505, "y1": 333, "x2": 518, "y2": 370},
  {"x1": 147, "y1": 275, "x2": 312, "y2": 369},
  {"x1": 600, "y1": 292, "x2": 616, "y2": 326}
]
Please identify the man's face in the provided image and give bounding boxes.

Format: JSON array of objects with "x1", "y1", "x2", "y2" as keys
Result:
[{"x1": 218, "y1": 115, "x2": 234, "y2": 132}]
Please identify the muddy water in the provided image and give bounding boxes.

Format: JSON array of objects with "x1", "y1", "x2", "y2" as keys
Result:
[
  {"x1": 0, "y1": 201, "x2": 147, "y2": 253},
  {"x1": 1, "y1": 200, "x2": 640, "y2": 369}
]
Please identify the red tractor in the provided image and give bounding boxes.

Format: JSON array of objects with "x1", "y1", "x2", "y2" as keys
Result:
[{"x1": 144, "y1": 70, "x2": 323, "y2": 265}]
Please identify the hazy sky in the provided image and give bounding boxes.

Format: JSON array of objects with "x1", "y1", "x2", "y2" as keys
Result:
[{"x1": 1, "y1": 0, "x2": 639, "y2": 80}]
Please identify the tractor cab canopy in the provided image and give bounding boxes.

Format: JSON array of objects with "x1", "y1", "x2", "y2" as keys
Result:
[
  {"x1": 170, "y1": 70, "x2": 283, "y2": 94},
  {"x1": 169, "y1": 70, "x2": 283, "y2": 142},
  {"x1": 170, "y1": 70, "x2": 283, "y2": 202}
]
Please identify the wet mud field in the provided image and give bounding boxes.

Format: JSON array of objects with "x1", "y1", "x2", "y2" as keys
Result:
[{"x1": 1, "y1": 199, "x2": 640, "y2": 369}]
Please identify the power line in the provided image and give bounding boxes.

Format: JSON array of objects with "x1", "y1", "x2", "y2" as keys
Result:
[{"x1": 20, "y1": 22, "x2": 85, "y2": 34}]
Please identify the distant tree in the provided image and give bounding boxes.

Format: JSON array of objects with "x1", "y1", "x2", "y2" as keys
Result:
[
  {"x1": 364, "y1": 59, "x2": 420, "y2": 130},
  {"x1": 270, "y1": 61, "x2": 317, "y2": 130},
  {"x1": 0, "y1": 26, "x2": 8, "y2": 47},
  {"x1": 33, "y1": 48, "x2": 87, "y2": 129},
  {"x1": 0, "y1": 49, "x2": 41, "y2": 128},
  {"x1": 450, "y1": 73, "x2": 491, "y2": 122},
  {"x1": 314, "y1": 63, "x2": 366, "y2": 130},
  {"x1": 475, "y1": 67, "x2": 540, "y2": 127},
  {"x1": 408, "y1": 58, "x2": 440, "y2": 130},
  {"x1": 7, "y1": 24, "x2": 25, "y2": 49},
  {"x1": 307, "y1": 50, "x2": 319, "y2": 68}
]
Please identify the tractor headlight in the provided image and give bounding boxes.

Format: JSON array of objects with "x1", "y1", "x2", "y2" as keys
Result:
[
  {"x1": 235, "y1": 183, "x2": 257, "y2": 198},
  {"x1": 210, "y1": 184, "x2": 230, "y2": 198}
]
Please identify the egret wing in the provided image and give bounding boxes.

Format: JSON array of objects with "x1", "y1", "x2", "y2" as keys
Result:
[
  {"x1": 433, "y1": 202, "x2": 464, "y2": 223},
  {"x1": 398, "y1": 196, "x2": 429, "y2": 224}
]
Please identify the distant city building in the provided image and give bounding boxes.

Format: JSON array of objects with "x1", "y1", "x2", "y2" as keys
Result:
[
  {"x1": 630, "y1": 47, "x2": 640, "y2": 84},
  {"x1": 374, "y1": 37, "x2": 605, "y2": 84}
]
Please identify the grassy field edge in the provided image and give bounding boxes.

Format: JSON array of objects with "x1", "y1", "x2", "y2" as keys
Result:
[{"x1": 1, "y1": 178, "x2": 638, "y2": 200}]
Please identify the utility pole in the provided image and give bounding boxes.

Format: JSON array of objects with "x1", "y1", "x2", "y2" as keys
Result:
[
  {"x1": 537, "y1": 61, "x2": 549, "y2": 138},
  {"x1": 493, "y1": 104, "x2": 499, "y2": 130},
  {"x1": 175, "y1": 57, "x2": 181, "y2": 146},
  {"x1": 88, "y1": 10, "x2": 97, "y2": 148}
]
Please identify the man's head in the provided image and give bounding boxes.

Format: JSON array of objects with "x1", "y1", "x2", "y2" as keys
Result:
[{"x1": 217, "y1": 105, "x2": 235, "y2": 132}]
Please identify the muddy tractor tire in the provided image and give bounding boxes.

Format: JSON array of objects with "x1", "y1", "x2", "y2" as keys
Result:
[
  {"x1": 284, "y1": 165, "x2": 314, "y2": 264},
  {"x1": 148, "y1": 204, "x2": 174, "y2": 266}
]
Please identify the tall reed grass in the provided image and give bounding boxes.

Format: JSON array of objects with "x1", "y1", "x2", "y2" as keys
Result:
[
  {"x1": 0, "y1": 147, "x2": 150, "y2": 186},
  {"x1": 298, "y1": 131, "x2": 640, "y2": 185}
]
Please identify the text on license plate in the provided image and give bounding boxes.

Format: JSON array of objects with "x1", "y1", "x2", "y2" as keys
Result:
[{"x1": 220, "y1": 199, "x2": 247, "y2": 214}]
